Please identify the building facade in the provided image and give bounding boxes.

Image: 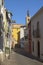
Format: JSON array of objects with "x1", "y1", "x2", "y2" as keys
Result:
[
  {"x1": 5, "y1": 10, "x2": 12, "y2": 57},
  {"x1": 12, "y1": 24, "x2": 22, "y2": 48},
  {"x1": 24, "y1": 11, "x2": 30, "y2": 53},
  {"x1": 28, "y1": 21, "x2": 32, "y2": 54},
  {"x1": 0, "y1": 0, "x2": 7, "y2": 61},
  {"x1": 31, "y1": 7, "x2": 43, "y2": 59},
  {"x1": 20, "y1": 25, "x2": 26, "y2": 48},
  {"x1": 0, "y1": 0, "x2": 12, "y2": 60},
  {"x1": 24, "y1": 27, "x2": 29, "y2": 53}
]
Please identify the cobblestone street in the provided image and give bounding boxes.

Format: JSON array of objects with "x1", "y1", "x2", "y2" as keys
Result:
[{"x1": 2, "y1": 48, "x2": 43, "y2": 65}]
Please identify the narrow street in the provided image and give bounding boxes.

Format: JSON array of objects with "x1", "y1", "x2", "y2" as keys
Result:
[{"x1": 3, "y1": 49, "x2": 43, "y2": 65}]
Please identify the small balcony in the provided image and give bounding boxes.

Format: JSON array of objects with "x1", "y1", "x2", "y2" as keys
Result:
[
  {"x1": 33, "y1": 22, "x2": 40, "y2": 38},
  {"x1": 33, "y1": 28, "x2": 40, "y2": 38}
]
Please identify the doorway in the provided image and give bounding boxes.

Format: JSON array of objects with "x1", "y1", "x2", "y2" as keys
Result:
[{"x1": 37, "y1": 40, "x2": 40, "y2": 57}]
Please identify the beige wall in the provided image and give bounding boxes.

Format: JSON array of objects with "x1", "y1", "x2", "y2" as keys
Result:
[{"x1": 31, "y1": 9, "x2": 43, "y2": 59}]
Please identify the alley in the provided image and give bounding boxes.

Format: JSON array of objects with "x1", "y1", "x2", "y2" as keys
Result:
[{"x1": 3, "y1": 50, "x2": 43, "y2": 65}]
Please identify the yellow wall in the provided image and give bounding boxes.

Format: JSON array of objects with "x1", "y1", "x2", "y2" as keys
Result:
[
  {"x1": 12, "y1": 24, "x2": 22, "y2": 47},
  {"x1": 12, "y1": 28, "x2": 20, "y2": 42}
]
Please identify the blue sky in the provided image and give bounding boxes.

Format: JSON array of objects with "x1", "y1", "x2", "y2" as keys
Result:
[{"x1": 5, "y1": 0, "x2": 43, "y2": 24}]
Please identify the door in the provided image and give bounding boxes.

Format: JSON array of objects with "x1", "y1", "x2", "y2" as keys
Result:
[{"x1": 37, "y1": 41, "x2": 40, "y2": 57}]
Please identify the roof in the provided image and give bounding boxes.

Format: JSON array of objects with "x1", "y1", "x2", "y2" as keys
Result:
[
  {"x1": 31, "y1": 7, "x2": 43, "y2": 20},
  {"x1": 12, "y1": 23, "x2": 23, "y2": 28},
  {"x1": 12, "y1": 23, "x2": 23, "y2": 25},
  {"x1": 20, "y1": 25, "x2": 26, "y2": 28}
]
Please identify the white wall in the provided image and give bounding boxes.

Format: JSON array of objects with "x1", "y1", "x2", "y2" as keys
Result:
[
  {"x1": 20, "y1": 27, "x2": 26, "y2": 48},
  {"x1": 20, "y1": 27, "x2": 24, "y2": 39},
  {"x1": 31, "y1": 10, "x2": 43, "y2": 59}
]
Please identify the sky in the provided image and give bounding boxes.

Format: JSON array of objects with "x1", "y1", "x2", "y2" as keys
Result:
[{"x1": 5, "y1": 0, "x2": 43, "y2": 24}]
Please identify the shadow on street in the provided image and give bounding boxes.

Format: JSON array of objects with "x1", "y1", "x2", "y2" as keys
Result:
[{"x1": 12, "y1": 47, "x2": 43, "y2": 63}]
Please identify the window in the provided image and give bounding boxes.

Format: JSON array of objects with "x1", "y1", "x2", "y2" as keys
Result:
[
  {"x1": 0, "y1": 30, "x2": 2, "y2": 36},
  {"x1": 6, "y1": 33, "x2": 9, "y2": 38},
  {"x1": 33, "y1": 26, "x2": 35, "y2": 37},
  {"x1": 28, "y1": 19, "x2": 29, "y2": 21},
  {"x1": 33, "y1": 25, "x2": 37, "y2": 38},
  {"x1": 25, "y1": 36, "x2": 28, "y2": 40},
  {"x1": 22, "y1": 38, "x2": 24, "y2": 40},
  {"x1": 6, "y1": 11, "x2": 9, "y2": 20},
  {"x1": 37, "y1": 21, "x2": 39, "y2": 31},
  {"x1": 37, "y1": 21, "x2": 39, "y2": 27},
  {"x1": 37, "y1": 21, "x2": 40, "y2": 37}
]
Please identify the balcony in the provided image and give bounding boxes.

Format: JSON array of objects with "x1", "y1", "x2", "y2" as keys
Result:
[
  {"x1": 33, "y1": 27, "x2": 40, "y2": 38},
  {"x1": 33, "y1": 22, "x2": 40, "y2": 38}
]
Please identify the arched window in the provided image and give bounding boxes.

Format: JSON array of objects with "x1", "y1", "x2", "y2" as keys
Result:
[
  {"x1": 37, "y1": 21, "x2": 39, "y2": 28},
  {"x1": 37, "y1": 21, "x2": 40, "y2": 37}
]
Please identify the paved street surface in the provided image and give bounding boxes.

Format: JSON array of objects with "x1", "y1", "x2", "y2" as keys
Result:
[{"x1": 3, "y1": 50, "x2": 43, "y2": 65}]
